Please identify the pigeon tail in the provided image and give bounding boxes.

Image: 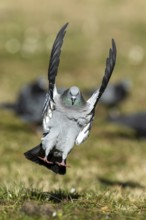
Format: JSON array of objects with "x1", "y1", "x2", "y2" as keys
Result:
[
  {"x1": 24, "y1": 144, "x2": 66, "y2": 175},
  {"x1": 24, "y1": 144, "x2": 42, "y2": 163}
]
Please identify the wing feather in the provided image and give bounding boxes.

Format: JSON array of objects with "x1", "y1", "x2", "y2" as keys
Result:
[
  {"x1": 87, "y1": 39, "x2": 117, "y2": 110},
  {"x1": 48, "y1": 22, "x2": 68, "y2": 102},
  {"x1": 75, "y1": 39, "x2": 117, "y2": 145},
  {"x1": 42, "y1": 23, "x2": 68, "y2": 131}
]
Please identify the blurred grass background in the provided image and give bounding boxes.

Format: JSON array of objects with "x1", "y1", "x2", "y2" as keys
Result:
[{"x1": 1, "y1": 0, "x2": 146, "y2": 219}]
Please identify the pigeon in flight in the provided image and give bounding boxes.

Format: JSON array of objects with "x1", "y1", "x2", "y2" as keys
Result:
[{"x1": 24, "y1": 23, "x2": 117, "y2": 175}]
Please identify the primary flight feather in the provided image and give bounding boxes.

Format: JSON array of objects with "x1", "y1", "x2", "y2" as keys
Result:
[{"x1": 24, "y1": 23, "x2": 117, "y2": 175}]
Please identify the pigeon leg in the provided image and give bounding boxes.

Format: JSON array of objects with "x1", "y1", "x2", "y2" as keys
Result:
[
  {"x1": 55, "y1": 149, "x2": 73, "y2": 167},
  {"x1": 38, "y1": 146, "x2": 53, "y2": 164},
  {"x1": 56, "y1": 160, "x2": 66, "y2": 166},
  {"x1": 56, "y1": 152, "x2": 67, "y2": 167},
  {"x1": 56, "y1": 160, "x2": 70, "y2": 167},
  {"x1": 38, "y1": 156, "x2": 53, "y2": 164},
  {"x1": 39, "y1": 136, "x2": 56, "y2": 164},
  {"x1": 56, "y1": 152, "x2": 71, "y2": 167}
]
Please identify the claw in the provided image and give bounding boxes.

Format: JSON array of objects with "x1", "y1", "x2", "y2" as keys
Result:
[
  {"x1": 56, "y1": 161, "x2": 71, "y2": 167},
  {"x1": 38, "y1": 156, "x2": 53, "y2": 164}
]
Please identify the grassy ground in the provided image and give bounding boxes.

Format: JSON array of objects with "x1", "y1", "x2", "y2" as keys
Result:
[{"x1": 1, "y1": 0, "x2": 146, "y2": 219}]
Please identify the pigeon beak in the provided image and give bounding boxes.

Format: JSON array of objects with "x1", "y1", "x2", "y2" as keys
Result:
[{"x1": 71, "y1": 96, "x2": 76, "y2": 105}]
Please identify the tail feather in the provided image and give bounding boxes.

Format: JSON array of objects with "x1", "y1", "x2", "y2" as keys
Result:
[
  {"x1": 24, "y1": 144, "x2": 66, "y2": 175},
  {"x1": 24, "y1": 144, "x2": 43, "y2": 164}
]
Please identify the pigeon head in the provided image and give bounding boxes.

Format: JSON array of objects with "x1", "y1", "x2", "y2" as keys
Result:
[
  {"x1": 69, "y1": 86, "x2": 80, "y2": 105},
  {"x1": 61, "y1": 86, "x2": 86, "y2": 107}
]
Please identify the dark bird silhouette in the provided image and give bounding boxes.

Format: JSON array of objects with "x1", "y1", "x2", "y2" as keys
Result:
[
  {"x1": 108, "y1": 111, "x2": 146, "y2": 138},
  {"x1": 0, "y1": 78, "x2": 47, "y2": 125}
]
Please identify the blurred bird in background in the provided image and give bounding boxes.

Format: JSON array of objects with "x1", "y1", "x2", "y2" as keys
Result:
[
  {"x1": 107, "y1": 111, "x2": 146, "y2": 138},
  {"x1": 0, "y1": 76, "x2": 67, "y2": 127},
  {"x1": 0, "y1": 77, "x2": 47, "y2": 126}
]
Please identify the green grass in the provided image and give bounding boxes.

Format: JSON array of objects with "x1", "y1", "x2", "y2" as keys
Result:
[
  {"x1": 1, "y1": 0, "x2": 146, "y2": 219},
  {"x1": 1, "y1": 184, "x2": 146, "y2": 220}
]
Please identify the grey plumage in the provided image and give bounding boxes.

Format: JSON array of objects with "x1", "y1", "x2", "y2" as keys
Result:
[{"x1": 24, "y1": 23, "x2": 117, "y2": 175}]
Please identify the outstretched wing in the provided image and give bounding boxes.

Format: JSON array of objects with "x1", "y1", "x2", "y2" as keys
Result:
[
  {"x1": 87, "y1": 39, "x2": 116, "y2": 111},
  {"x1": 42, "y1": 23, "x2": 68, "y2": 131},
  {"x1": 76, "y1": 39, "x2": 117, "y2": 145},
  {"x1": 48, "y1": 22, "x2": 68, "y2": 102}
]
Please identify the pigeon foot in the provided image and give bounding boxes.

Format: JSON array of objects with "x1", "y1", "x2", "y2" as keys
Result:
[
  {"x1": 38, "y1": 156, "x2": 53, "y2": 164},
  {"x1": 56, "y1": 161, "x2": 70, "y2": 167}
]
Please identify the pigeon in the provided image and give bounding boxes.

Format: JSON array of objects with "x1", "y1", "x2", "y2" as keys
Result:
[
  {"x1": 107, "y1": 111, "x2": 146, "y2": 138},
  {"x1": 24, "y1": 22, "x2": 117, "y2": 175},
  {"x1": 83, "y1": 80, "x2": 131, "y2": 108},
  {"x1": 0, "y1": 78, "x2": 47, "y2": 125}
]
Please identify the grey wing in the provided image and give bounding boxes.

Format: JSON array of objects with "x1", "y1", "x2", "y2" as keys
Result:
[
  {"x1": 48, "y1": 22, "x2": 68, "y2": 102},
  {"x1": 42, "y1": 23, "x2": 68, "y2": 132},
  {"x1": 87, "y1": 39, "x2": 117, "y2": 111},
  {"x1": 42, "y1": 92, "x2": 55, "y2": 132},
  {"x1": 76, "y1": 39, "x2": 117, "y2": 145}
]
